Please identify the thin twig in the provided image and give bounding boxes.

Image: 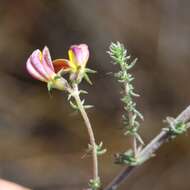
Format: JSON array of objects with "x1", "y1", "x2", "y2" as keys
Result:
[
  {"x1": 104, "y1": 105, "x2": 190, "y2": 190},
  {"x1": 73, "y1": 84, "x2": 99, "y2": 182}
]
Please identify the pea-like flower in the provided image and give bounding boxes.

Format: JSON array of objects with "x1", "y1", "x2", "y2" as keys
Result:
[
  {"x1": 53, "y1": 44, "x2": 89, "y2": 74},
  {"x1": 26, "y1": 46, "x2": 69, "y2": 91}
]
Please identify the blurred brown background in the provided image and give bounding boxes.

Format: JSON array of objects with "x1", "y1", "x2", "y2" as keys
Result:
[{"x1": 0, "y1": 0, "x2": 190, "y2": 189}]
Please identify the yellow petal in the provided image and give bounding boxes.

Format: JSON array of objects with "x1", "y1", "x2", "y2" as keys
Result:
[{"x1": 68, "y1": 49, "x2": 78, "y2": 72}]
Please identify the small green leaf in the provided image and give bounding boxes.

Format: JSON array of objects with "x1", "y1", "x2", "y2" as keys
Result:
[
  {"x1": 134, "y1": 109, "x2": 144, "y2": 120},
  {"x1": 135, "y1": 133, "x2": 144, "y2": 145},
  {"x1": 85, "y1": 68, "x2": 97, "y2": 74},
  {"x1": 84, "y1": 105, "x2": 94, "y2": 109},
  {"x1": 84, "y1": 73, "x2": 92, "y2": 85},
  {"x1": 67, "y1": 94, "x2": 72, "y2": 100},
  {"x1": 79, "y1": 90, "x2": 88, "y2": 94},
  {"x1": 130, "y1": 91, "x2": 140, "y2": 97},
  {"x1": 127, "y1": 58, "x2": 138, "y2": 70},
  {"x1": 81, "y1": 99, "x2": 85, "y2": 105}
]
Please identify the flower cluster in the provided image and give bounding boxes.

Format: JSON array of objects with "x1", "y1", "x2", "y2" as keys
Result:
[{"x1": 26, "y1": 44, "x2": 90, "y2": 91}]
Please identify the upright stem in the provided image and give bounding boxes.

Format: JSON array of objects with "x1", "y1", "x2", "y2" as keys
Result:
[
  {"x1": 73, "y1": 84, "x2": 99, "y2": 182},
  {"x1": 124, "y1": 82, "x2": 137, "y2": 157}
]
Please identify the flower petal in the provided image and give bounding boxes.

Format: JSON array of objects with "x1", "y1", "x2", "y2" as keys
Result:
[
  {"x1": 52, "y1": 59, "x2": 70, "y2": 73},
  {"x1": 77, "y1": 44, "x2": 89, "y2": 65},
  {"x1": 40, "y1": 47, "x2": 56, "y2": 77},
  {"x1": 68, "y1": 49, "x2": 78, "y2": 71},
  {"x1": 30, "y1": 50, "x2": 50, "y2": 80},
  {"x1": 26, "y1": 57, "x2": 47, "y2": 82},
  {"x1": 69, "y1": 44, "x2": 89, "y2": 68},
  {"x1": 42, "y1": 46, "x2": 54, "y2": 71}
]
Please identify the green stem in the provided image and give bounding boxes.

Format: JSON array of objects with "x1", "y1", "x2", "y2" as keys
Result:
[
  {"x1": 124, "y1": 82, "x2": 137, "y2": 157},
  {"x1": 72, "y1": 83, "x2": 99, "y2": 183}
]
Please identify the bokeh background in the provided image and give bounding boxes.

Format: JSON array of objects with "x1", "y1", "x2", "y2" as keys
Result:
[{"x1": 0, "y1": 0, "x2": 190, "y2": 189}]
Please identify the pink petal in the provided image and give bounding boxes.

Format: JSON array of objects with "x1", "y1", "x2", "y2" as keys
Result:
[
  {"x1": 70, "y1": 44, "x2": 89, "y2": 67},
  {"x1": 30, "y1": 50, "x2": 51, "y2": 80},
  {"x1": 41, "y1": 57, "x2": 56, "y2": 77},
  {"x1": 78, "y1": 44, "x2": 89, "y2": 64},
  {"x1": 26, "y1": 58, "x2": 47, "y2": 82},
  {"x1": 42, "y1": 46, "x2": 55, "y2": 71}
]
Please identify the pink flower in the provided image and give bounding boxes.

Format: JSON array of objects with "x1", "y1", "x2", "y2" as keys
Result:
[
  {"x1": 53, "y1": 44, "x2": 89, "y2": 73},
  {"x1": 26, "y1": 44, "x2": 90, "y2": 89},
  {"x1": 26, "y1": 46, "x2": 69, "y2": 91},
  {"x1": 27, "y1": 46, "x2": 56, "y2": 82}
]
